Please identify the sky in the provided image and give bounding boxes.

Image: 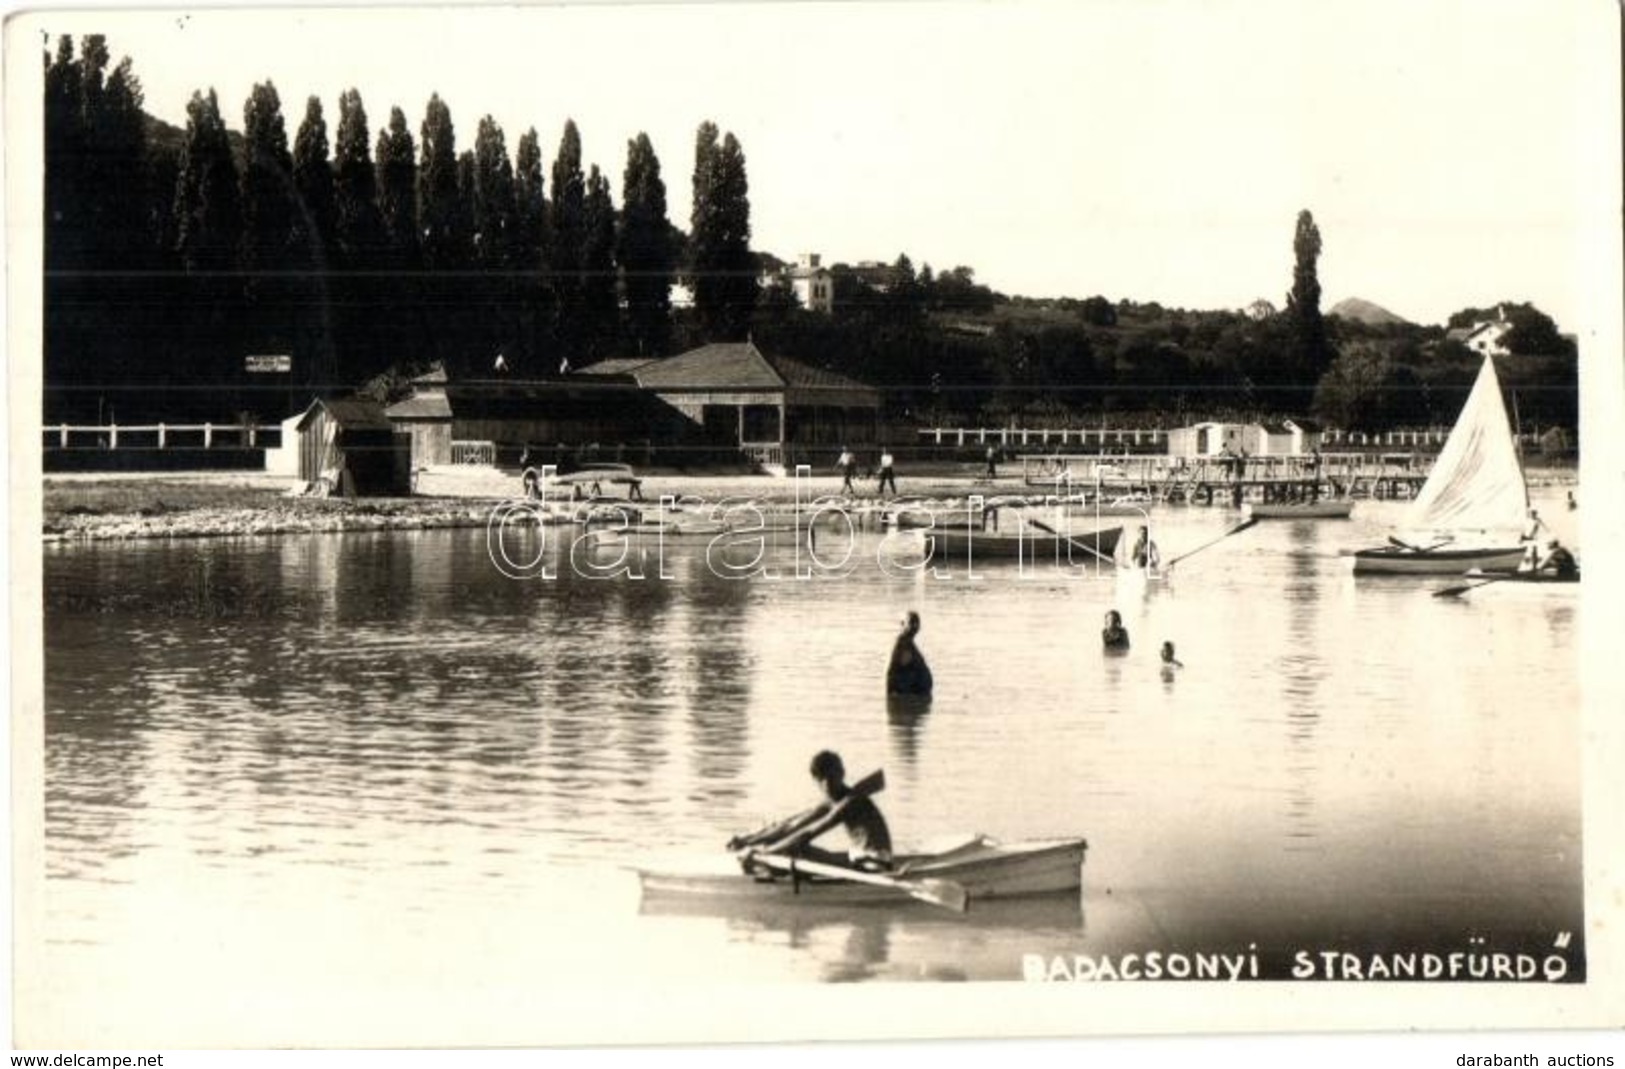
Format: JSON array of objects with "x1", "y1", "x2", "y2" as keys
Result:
[{"x1": 12, "y1": 0, "x2": 1620, "y2": 330}]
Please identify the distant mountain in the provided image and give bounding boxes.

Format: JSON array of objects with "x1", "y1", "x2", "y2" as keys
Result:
[{"x1": 1329, "y1": 297, "x2": 1409, "y2": 326}]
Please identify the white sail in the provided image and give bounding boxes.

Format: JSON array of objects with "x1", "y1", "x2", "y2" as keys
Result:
[{"x1": 1404, "y1": 356, "x2": 1529, "y2": 535}]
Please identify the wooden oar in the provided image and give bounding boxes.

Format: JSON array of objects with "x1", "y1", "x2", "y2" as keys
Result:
[
  {"x1": 1025, "y1": 517, "x2": 1114, "y2": 564},
  {"x1": 1389, "y1": 535, "x2": 1453, "y2": 553},
  {"x1": 726, "y1": 769, "x2": 885, "y2": 850},
  {"x1": 1165, "y1": 517, "x2": 1259, "y2": 568},
  {"x1": 749, "y1": 852, "x2": 970, "y2": 913},
  {"x1": 1433, "y1": 574, "x2": 1514, "y2": 598}
]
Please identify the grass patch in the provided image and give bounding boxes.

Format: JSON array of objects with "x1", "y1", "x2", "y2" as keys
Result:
[{"x1": 43, "y1": 479, "x2": 287, "y2": 518}]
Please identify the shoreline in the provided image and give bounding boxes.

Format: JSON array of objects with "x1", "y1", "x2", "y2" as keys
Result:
[{"x1": 41, "y1": 465, "x2": 1580, "y2": 544}]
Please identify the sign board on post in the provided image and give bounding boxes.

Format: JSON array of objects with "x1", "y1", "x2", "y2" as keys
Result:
[{"x1": 245, "y1": 354, "x2": 293, "y2": 373}]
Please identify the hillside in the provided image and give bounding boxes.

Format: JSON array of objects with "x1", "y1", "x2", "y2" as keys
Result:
[{"x1": 1330, "y1": 297, "x2": 1409, "y2": 326}]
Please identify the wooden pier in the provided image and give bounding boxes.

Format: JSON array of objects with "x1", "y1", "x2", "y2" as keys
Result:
[{"x1": 1017, "y1": 451, "x2": 1431, "y2": 506}]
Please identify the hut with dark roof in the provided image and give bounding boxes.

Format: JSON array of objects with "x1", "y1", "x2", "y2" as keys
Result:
[{"x1": 294, "y1": 397, "x2": 412, "y2": 495}]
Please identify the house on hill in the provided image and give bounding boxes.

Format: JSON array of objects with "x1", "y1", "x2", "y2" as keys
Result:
[
  {"x1": 1446, "y1": 305, "x2": 1514, "y2": 357},
  {"x1": 767, "y1": 253, "x2": 834, "y2": 313}
]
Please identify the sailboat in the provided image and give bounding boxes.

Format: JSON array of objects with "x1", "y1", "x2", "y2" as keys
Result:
[{"x1": 1350, "y1": 355, "x2": 1532, "y2": 575}]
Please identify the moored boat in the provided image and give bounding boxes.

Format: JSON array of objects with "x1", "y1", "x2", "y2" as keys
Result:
[
  {"x1": 637, "y1": 836, "x2": 1087, "y2": 908},
  {"x1": 1465, "y1": 567, "x2": 1580, "y2": 585},
  {"x1": 1243, "y1": 500, "x2": 1354, "y2": 520},
  {"x1": 1351, "y1": 544, "x2": 1526, "y2": 575},
  {"x1": 926, "y1": 523, "x2": 1121, "y2": 564}
]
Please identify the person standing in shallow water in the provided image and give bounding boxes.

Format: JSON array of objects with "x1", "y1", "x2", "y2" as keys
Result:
[
  {"x1": 1101, "y1": 610, "x2": 1130, "y2": 651},
  {"x1": 887, "y1": 611, "x2": 933, "y2": 697}
]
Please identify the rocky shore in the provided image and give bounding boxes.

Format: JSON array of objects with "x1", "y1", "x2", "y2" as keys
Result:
[{"x1": 39, "y1": 463, "x2": 1578, "y2": 544}]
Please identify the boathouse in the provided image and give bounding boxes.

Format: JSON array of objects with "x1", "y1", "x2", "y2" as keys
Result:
[
  {"x1": 378, "y1": 343, "x2": 883, "y2": 471},
  {"x1": 293, "y1": 398, "x2": 412, "y2": 496},
  {"x1": 383, "y1": 369, "x2": 687, "y2": 469},
  {"x1": 383, "y1": 366, "x2": 454, "y2": 466},
  {"x1": 628, "y1": 341, "x2": 881, "y2": 469}
]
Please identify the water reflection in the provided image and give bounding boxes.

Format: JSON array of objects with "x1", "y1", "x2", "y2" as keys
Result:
[
  {"x1": 40, "y1": 495, "x2": 1585, "y2": 987},
  {"x1": 885, "y1": 695, "x2": 932, "y2": 771}
]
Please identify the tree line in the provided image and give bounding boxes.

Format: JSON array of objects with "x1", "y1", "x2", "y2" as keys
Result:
[
  {"x1": 43, "y1": 36, "x2": 1577, "y2": 441},
  {"x1": 44, "y1": 35, "x2": 754, "y2": 420},
  {"x1": 752, "y1": 216, "x2": 1575, "y2": 440}
]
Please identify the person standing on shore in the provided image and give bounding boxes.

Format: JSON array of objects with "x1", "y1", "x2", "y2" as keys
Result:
[
  {"x1": 877, "y1": 448, "x2": 898, "y2": 496},
  {"x1": 985, "y1": 445, "x2": 999, "y2": 480},
  {"x1": 837, "y1": 446, "x2": 856, "y2": 494}
]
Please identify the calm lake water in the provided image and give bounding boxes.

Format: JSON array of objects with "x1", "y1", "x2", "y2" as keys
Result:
[{"x1": 35, "y1": 489, "x2": 1585, "y2": 1041}]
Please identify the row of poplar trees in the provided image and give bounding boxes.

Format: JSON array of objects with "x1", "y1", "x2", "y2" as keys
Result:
[{"x1": 43, "y1": 36, "x2": 757, "y2": 421}]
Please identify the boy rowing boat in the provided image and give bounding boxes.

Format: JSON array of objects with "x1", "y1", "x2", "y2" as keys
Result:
[{"x1": 727, "y1": 751, "x2": 894, "y2": 871}]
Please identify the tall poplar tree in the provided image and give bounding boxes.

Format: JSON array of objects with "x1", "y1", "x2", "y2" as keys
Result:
[
  {"x1": 376, "y1": 106, "x2": 419, "y2": 267},
  {"x1": 43, "y1": 37, "x2": 84, "y2": 274},
  {"x1": 239, "y1": 81, "x2": 300, "y2": 371},
  {"x1": 93, "y1": 57, "x2": 150, "y2": 269},
  {"x1": 292, "y1": 96, "x2": 337, "y2": 264},
  {"x1": 514, "y1": 127, "x2": 551, "y2": 366},
  {"x1": 43, "y1": 36, "x2": 151, "y2": 412},
  {"x1": 292, "y1": 96, "x2": 338, "y2": 390},
  {"x1": 332, "y1": 89, "x2": 387, "y2": 379},
  {"x1": 581, "y1": 164, "x2": 619, "y2": 361},
  {"x1": 473, "y1": 116, "x2": 518, "y2": 366},
  {"x1": 1286, "y1": 208, "x2": 1330, "y2": 397},
  {"x1": 173, "y1": 88, "x2": 243, "y2": 390},
  {"x1": 333, "y1": 88, "x2": 384, "y2": 265},
  {"x1": 690, "y1": 123, "x2": 754, "y2": 340},
  {"x1": 241, "y1": 81, "x2": 296, "y2": 268},
  {"x1": 549, "y1": 120, "x2": 586, "y2": 365},
  {"x1": 174, "y1": 89, "x2": 242, "y2": 274},
  {"x1": 418, "y1": 94, "x2": 465, "y2": 271},
  {"x1": 619, "y1": 132, "x2": 672, "y2": 358}
]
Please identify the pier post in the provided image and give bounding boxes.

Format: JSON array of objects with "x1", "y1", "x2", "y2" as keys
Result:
[
  {"x1": 204, "y1": 423, "x2": 213, "y2": 448},
  {"x1": 59, "y1": 424, "x2": 68, "y2": 448},
  {"x1": 158, "y1": 423, "x2": 166, "y2": 449},
  {"x1": 109, "y1": 423, "x2": 118, "y2": 449}
]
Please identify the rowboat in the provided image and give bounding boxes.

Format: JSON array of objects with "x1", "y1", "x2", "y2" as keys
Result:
[
  {"x1": 1350, "y1": 356, "x2": 1532, "y2": 576},
  {"x1": 637, "y1": 836, "x2": 1087, "y2": 909},
  {"x1": 583, "y1": 521, "x2": 730, "y2": 544},
  {"x1": 926, "y1": 523, "x2": 1121, "y2": 564},
  {"x1": 1354, "y1": 544, "x2": 1527, "y2": 575},
  {"x1": 1465, "y1": 567, "x2": 1580, "y2": 585},
  {"x1": 1243, "y1": 500, "x2": 1354, "y2": 520}
]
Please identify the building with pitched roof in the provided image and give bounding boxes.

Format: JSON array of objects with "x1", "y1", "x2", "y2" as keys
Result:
[
  {"x1": 627, "y1": 341, "x2": 881, "y2": 468},
  {"x1": 377, "y1": 342, "x2": 882, "y2": 472},
  {"x1": 293, "y1": 397, "x2": 412, "y2": 495}
]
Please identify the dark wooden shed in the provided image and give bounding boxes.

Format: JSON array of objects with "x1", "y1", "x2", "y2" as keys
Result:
[{"x1": 295, "y1": 398, "x2": 412, "y2": 496}]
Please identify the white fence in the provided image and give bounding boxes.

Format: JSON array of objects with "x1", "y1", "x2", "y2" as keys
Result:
[
  {"x1": 46, "y1": 422, "x2": 281, "y2": 449},
  {"x1": 451, "y1": 440, "x2": 497, "y2": 465}
]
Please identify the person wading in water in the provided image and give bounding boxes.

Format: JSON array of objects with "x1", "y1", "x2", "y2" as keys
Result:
[{"x1": 886, "y1": 611, "x2": 934, "y2": 697}]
